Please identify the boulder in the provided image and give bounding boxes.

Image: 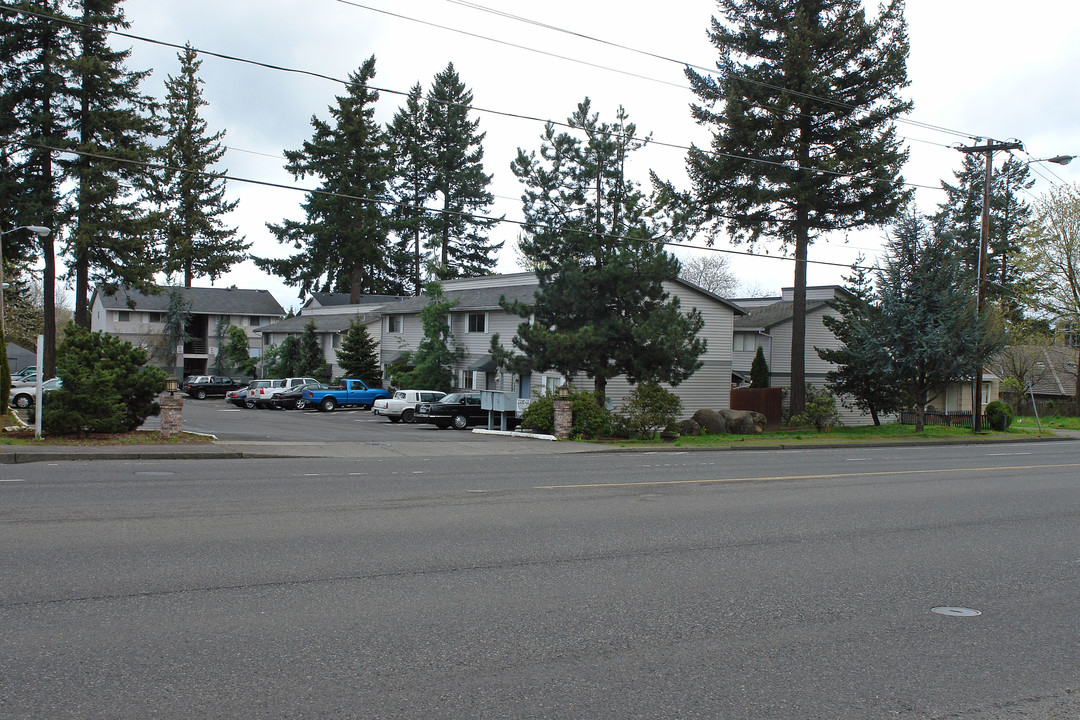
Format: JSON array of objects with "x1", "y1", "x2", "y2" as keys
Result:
[
  {"x1": 718, "y1": 408, "x2": 767, "y2": 434},
  {"x1": 691, "y1": 408, "x2": 727, "y2": 434},
  {"x1": 677, "y1": 418, "x2": 702, "y2": 436}
]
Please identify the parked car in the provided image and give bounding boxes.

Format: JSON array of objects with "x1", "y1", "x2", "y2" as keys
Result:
[
  {"x1": 271, "y1": 381, "x2": 327, "y2": 410},
  {"x1": 415, "y1": 392, "x2": 519, "y2": 430},
  {"x1": 225, "y1": 385, "x2": 250, "y2": 408},
  {"x1": 183, "y1": 375, "x2": 242, "y2": 400},
  {"x1": 10, "y1": 377, "x2": 62, "y2": 409},
  {"x1": 12, "y1": 366, "x2": 36, "y2": 380},
  {"x1": 11, "y1": 373, "x2": 40, "y2": 387},
  {"x1": 372, "y1": 389, "x2": 447, "y2": 423},
  {"x1": 303, "y1": 379, "x2": 390, "y2": 412}
]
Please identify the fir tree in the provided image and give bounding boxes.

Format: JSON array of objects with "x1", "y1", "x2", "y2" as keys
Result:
[
  {"x1": 65, "y1": 0, "x2": 161, "y2": 327},
  {"x1": 157, "y1": 43, "x2": 249, "y2": 287},
  {"x1": 817, "y1": 255, "x2": 900, "y2": 425},
  {"x1": 221, "y1": 324, "x2": 256, "y2": 377},
  {"x1": 0, "y1": 0, "x2": 75, "y2": 377},
  {"x1": 508, "y1": 99, "x2": 705, "y2": 400},
  {"x1": 297, "y1": 320, "x2": 330, "y2": 381},
  {"x1": 258, "y1": 56, "x2": 408, "y2": 301},
  {"x1": 686, "y1": 0, "x2": 911, "y2": 417},
  {"x1": 423, "y1": 63, "x2": 501, "y2": 280},
  {"x1": 749, "y1": 347, "x2": 769, "y2": 388},
  {"x1": 160, "y1": 287, "x2": 191, "y2": 376},
  {"x1": 392, "y1": 282, "x2": 460, "y2": 392},
  {"x1": 336, "y1": 316, "x2": 380, "y2": 384},
  {"x1": 387, "y1": 82, "x2": 434, "y2": 295}
]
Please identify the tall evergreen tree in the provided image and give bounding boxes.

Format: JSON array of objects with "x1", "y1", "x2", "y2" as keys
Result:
[
  {"x1": 817, "y1": 255, "x2": 900, "y2": 425},
  {"x1": 509, "y1": 99, "x2": 705, "y2": 400},
  {"x1": 874, "y1": 210, "x2": 989, "y2": 431},
  {"x1": 297, "y1": 320, "x2": 330, "y2": 380},
  {"x1": 933, "y1": 154, "x2": 1034, "y2": 327},
  {"x1": 686, "y1": 0, "x2": 911, "y2": 417},
  {"x1": 336, "y1": 316, "x2": 380, "y2": 383},
  {"x1": 387, "y1": 82, "x2": 434, "y2": 296},
  {"x1": 257, "y1": 56, "x2": 408, "y2": 302},
  {"x1": 65, "y1": 0, "x2": 161, "y2": 327},
  {"x1": 0, "y1": 0, "x2": 75, "y2": 377},
  {"x1": 392, "y1": 282, "x2": 460, "y2": 393},
  {"x1": 423, "y1": 63, "x2": 501, "y2": 280},
  {"x1": 157, "y1": 43, "x2": 248, "y2": 287}
]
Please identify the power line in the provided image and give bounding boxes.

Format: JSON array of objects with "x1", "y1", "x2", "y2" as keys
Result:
[
  {"x1": 0, "y1": 3, "x2": 947, "y2": 193},
  {"x1": 18, "y1": 139, "x2": 874, "y2": 273}
]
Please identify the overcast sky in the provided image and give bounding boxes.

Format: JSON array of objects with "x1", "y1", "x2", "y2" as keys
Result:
[{"x1": 116, "y1": 0, "x2": 1080, "y2": 312}]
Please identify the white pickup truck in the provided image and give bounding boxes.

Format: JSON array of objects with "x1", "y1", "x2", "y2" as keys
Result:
[{"x1": 372, "y1": 389, "x2": 446, "y2": 423}]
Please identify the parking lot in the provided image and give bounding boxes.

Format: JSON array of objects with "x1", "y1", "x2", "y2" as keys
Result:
[{"x1": 143, "y1": 395, "x2": 521, "y2": 443}]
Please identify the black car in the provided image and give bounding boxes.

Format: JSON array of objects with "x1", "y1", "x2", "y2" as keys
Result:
[
  {"x1": 415, "y1": 392, "x2": 520, "y2": 430},
  {"x1": 272, "y1": 381, "x2": 326, "y2": 410}
]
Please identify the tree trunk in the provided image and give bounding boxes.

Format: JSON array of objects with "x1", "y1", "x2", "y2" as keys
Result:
[
  {"x1": 1075, "y1": 343, "x2": 1080, "y2": 417},
  {"x1": 790, "y1": 225, "x2": 808, "y2": 418}
]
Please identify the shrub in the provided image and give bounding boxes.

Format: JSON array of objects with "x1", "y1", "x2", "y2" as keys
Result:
[
  {"x1": 520, "y1": 388, "x2": 612, "y2": 438},
  {"x1": 619, "y1": 382, "x2": 682, "y2": 440},
  {"x1": 789, "y1": 385, "x2": 840, "y2": 432},
  {"x1": 42, "y1": 323, "x2": 167, "y2": 435},
  {"x1": 984, "y1": 400, "x2": 1014, "y2": 430}
]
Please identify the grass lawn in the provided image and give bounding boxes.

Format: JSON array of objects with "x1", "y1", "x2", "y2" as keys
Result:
[
  {"x1": 1014, "y1": 415, "x2": 1080, "y2": 432},
  {"x1": 597, "y1": 419, "x2": 1058, "y2": 448}
]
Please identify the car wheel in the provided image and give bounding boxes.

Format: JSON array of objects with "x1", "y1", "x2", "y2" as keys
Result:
[
  {"x1": 452, "y1": 414, "x2": 469, "y2": 430},
  {"x1": 295, "y1": 398, "x2": 307, "y2": 410},
  {"x1": 401, "y1": 408, "x2": 415, "y2": 423},
  {"x1": 14, "y1": 394, "x2": 31, "y2": 409},
  {"x1": 321, "y1": 397, "x2": 337, "y2": 412},
  {"x1": 195, "y1": 389, "x2": 207, "y2": 400},
  {"x1": 244, "y1": 398, "x2": 256, "y2": 409},
  {"x1": 388, "y1": 416, "x2": 401, "y2": 423}
]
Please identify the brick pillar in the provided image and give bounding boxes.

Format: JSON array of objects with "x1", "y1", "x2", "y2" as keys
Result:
[
  {"x1": 553, "y1": 398, "x2": 572, "y2": 440},
  {"x1": 160, "y1": 393, "x2": 183, "y2": 439}
]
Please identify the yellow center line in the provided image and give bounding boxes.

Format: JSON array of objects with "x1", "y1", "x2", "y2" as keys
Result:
[{"x1": 534, "y1": 462, "x2": 1080, "y2": 490}]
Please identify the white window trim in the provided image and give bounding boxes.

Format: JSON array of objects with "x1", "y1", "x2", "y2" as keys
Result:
[{"x1": 467, "y1": 312, "x2": 489, "y2": 334}]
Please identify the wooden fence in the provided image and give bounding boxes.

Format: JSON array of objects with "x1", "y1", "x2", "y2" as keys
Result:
[{"x1": 730, "y1": 387, "x2": 784, "y2": 426}]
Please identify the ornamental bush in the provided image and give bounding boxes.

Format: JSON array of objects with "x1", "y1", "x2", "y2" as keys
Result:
[
  {"x1": 618, "y1": 382, "x2": 682, "y2": 440},
  {"x1": 41, "y1": 323, "x2": 167, "y2": 435},
  {"x1": 789, "y1": 384, "x2": 840, "y2": 432},
  {"x1": 519, "y1": 388, "x2": 612, "y2": 439},
  {"x1": 984, "y1": 400, "x2": 1014, "y2": 431}
]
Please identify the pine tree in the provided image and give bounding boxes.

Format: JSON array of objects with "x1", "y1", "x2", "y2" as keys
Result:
[
  {"x1": 160, "y1": 287, "x2": 191, "y2": 376},
  {"x1": 0, "y1": 0, "x2": 75, "y2": 377},
  {"x1": 157, "y1": 43, "x2": 249, "y2": 287},
  {"x1": 817, "y1": 255, "x2": 899, "y2": 425},
  {"x1": 258, "y1": 56, "x2": 408, "y2": 301},
  {"x1": 749, "y1": 347, "x2": 769, "y2": 388},
  {"x1": 388, "y1": 83, "x2": 434, "y2": 295},
  {"x1": 423, "y1": 63, "x2": 501, "y2": 280},
  {"x1": 221, "y1": 324, "x2": 256, "y2": 377},
  {"x1": 933, "y1": 155, "x2": 1034, "y2": 326},
  {"x1": 65, "y1": 0, "x2": 161, "y2": 327},
  {"x1": 336, "y1": 316, "x2": 380, "y2": 384},
  {"x1": 392, "y1": 282, "x2": 460, "y2": 393},
  {"x1": 874, "y1": 210, "x2": 989, "y2": 431},
  {"x1": 509, "y1": 99, "x2": 705, "y2": 400},
  {"x1": 686, "y1": 0, "x2": 911, "y2": 417},
  {"x1": 297, "y1": 320, "x2": 330, "y2": 380}
]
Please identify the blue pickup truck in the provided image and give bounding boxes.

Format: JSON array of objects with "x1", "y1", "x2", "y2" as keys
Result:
[{"x1": 303, "y1": 379, "x2": 390, "y2": 412}]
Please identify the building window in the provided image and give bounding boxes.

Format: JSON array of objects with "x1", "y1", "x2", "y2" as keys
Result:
[
  {"x1": 733, "y1": 333, "x2": 755, "y2": 352},
  {"x1": 544, "y1": 376, "x2": 563, "y2": 394},
  {"x1": 116, "y1": 311, "x2": 130, "y2": 323},
  {"x1": 387, "y1": 316, "x2": 402, "y2": 333},
  {"x1": 249, "y1": 316, "x2": 263, "y2": 327},
  {"x1": 467, "y1": 313, "x2": 487, "y2": 333},
  {"x1": 146, "y1": 312, "x2": 164, "y2": 323},
  {"x1": 460, "y1": 370, "x2": 474, "y2": 389}
]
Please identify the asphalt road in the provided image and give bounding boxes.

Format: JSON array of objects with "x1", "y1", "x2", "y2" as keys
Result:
[{"x1": 3, "y1": 441, "x2": 1080, "y2": 718}]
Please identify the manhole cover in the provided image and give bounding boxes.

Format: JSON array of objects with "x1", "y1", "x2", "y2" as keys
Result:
[{"x1": 931, "y1": 606, "x2": 982, "y2": 617}]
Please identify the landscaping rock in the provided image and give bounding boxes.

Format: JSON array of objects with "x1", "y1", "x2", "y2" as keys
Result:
[
  {"x1": 691, "y1": 409, "x2": 727, "y2": 434},
  {"x1": 718, "y1": 408, "x2": 767, "y2": 434},
  {"x1": 677, "y1": 418, "x2": 701, "y2": 436}
]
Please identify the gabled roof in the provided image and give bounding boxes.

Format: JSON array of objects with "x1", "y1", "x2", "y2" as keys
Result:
[
  {"x1": 256, "y1": 312, "x2": 380, "y2": 334},
  {"x1": 302, "y1": 292, "x2": 407, "y2": 309},
  {"x1": 1001, "y1": 345, "x2": 1079, "y2": 397},
  {"x1": 92, "y1": 285, "x2": 285, "y2": 317},
  {"x1": 734, "y1": 299, "x2": 832, "y2": 331},
  {"x1": 384, "y1": 283, "x2": 541, "y2": 314}
]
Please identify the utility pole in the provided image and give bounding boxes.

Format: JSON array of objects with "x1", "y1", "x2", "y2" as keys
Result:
[{"x1": 958, "y1": 139, "x2": 1023, "y2": 432}]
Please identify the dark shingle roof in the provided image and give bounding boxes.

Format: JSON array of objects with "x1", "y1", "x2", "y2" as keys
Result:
[
  {"x1": 733, "y1": 299, "x2": 831, "y2": 330},
  {"x1": 256, "y1": 313, "x2": 379, "y2": 334},
  {"x1": 303, "y1": 292, "x2": 406, "y2": 309},
  {"x1": 93, "y1": 285, "x2": 285, "y2": 316},
  {"x1": 384, "y1": 284, "x2": 540, "y2": 314}
]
